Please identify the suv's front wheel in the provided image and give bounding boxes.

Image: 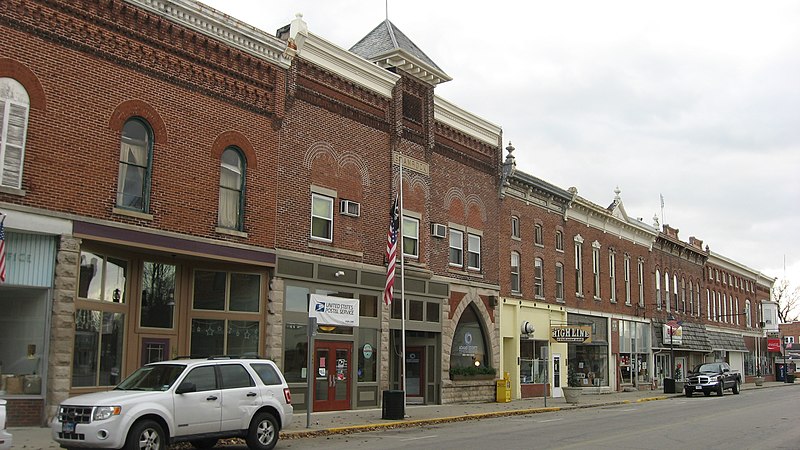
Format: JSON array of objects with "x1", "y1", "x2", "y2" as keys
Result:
[
  {"x1": 124, "y1": 419, "x2": 165, "y2": 450},
  {"x1": 246, "y1": 412, "x2": 279, "y2": 450}
]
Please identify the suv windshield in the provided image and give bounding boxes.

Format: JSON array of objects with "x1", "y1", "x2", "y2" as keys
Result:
[{"x1": 115, "y1": 364, "x2": 186, "y2": 391}]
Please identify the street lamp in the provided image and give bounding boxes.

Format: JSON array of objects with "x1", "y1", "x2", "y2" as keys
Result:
[{"x1": 668, "y1": 314, "x2": 675, "y2": 380}]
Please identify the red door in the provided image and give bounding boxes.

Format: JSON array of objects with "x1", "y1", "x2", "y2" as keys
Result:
[{"x1": 313, "y1": 341, "x2": 352, "y2": 412}]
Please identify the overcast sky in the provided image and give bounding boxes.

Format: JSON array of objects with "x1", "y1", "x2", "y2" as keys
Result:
[{"x1": 200, "y1": 0, "x2": 800, "y2": 292}]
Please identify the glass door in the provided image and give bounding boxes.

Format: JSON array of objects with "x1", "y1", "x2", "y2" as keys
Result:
[
  {"x1": 406, "y1": 347, "x2": 425, "y2": 402},
  {"x1": 313, "y1": 341, "x2": 352, "y2": 412}
]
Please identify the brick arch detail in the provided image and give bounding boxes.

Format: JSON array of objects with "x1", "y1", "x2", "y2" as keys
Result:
[
  {"x1": 444, "y1": 289, "x2": 499, "y2": 374},
  {"x1": 0, "y1": 58, "x2": 46, "y2": 110},
  {"x1": 304, "y1": 141, "x2": 370, "y2": 186},
  {"x1": 108, "y1": 99, "x2": 168, "y2": 144},
  {"x1": 211, "y1": 130, "x2": 258, "y2": 170},
  {"x1": 443, "y1": 188, "x2": 488, "y2": 223}
]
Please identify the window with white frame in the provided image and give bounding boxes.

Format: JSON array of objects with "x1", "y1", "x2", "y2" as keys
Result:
[
  {"x1": 534, "y1": 224, "x2": 543, "y2": 246},
  {"x1": 723, "y1": 293, "x2": 727, "y2": 323},
  {"x1": 673, "y1": 274, "x2": 678, "y2": 312},
  {"x1": 689, "y1": 280, "x2": 694, "y2": 316},
  {"x1": 117, "y1": 118, "x2": 153, "y2": 211},
  {"x1": 745, "y1": 299, "x2": 752, "y2": 327},
  {"x1": 624, "y1": 255, "x2": 631, "y2": 305},
  {"x1": 664, "y1": 271, "x2": 670, "y2": 312},
  {"x1": 310, "y1": 193, "x2": 334, "y2": 241},
  {"x1": 707, "y1": 289, "x2": 711, "y2": 320},
  {"x1": 511, "y1": 252, "x2": 520, "y2": 293},
  {"x1": 592, "y1": 242, "x2": 601, "y2": 299},
  {"x1": 449, "y1": 228, "x2": 464, "y2": 266},
  {"x1": 680, "y1": 278, "x2": 686, "y2": 314},
  {"x1": 467, "y1": 233, "x2": 481, "y2": 270},
  {"x1": 655, "y1": 269, "x2": 662, "y2": 310},
  {"x1": 534, "y1": 257, "x2": 544, "y2": 298},
  {"x1": 555, "y1": 263, "x2": 564, "y2": 302},
  {"x1": 511, "y1": 216, "x2": 520, "y2": 239},
  {"x1": 696, "y1": 284, "x2": 701, "y2": 317},
  {"x1": 218, "y1": 147, "x2": 245, "y2": 230},
  {"x1": 0, "y1": 77, "x2": 30, "y2": 189},
  {"x1": 609, "y1": 251, "x2": 616, "y2": 303},
  {"x1": 403, "y1": 216, "x2": 420, "y2": 258},
  {"x1": 638, "y1": 259, "x2": 644, "y2": 307},
  {"x1": 555, "y1": 230, "x2": 563, "y2": 251},
  {"x1": 735, "y1": 298, "x2": 739, "y2": 325},
  {"x1": 574, "y1": 235, "x2": 584, "y2": 296}
]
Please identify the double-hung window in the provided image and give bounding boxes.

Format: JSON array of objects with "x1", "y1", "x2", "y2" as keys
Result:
[
  {"x1": 467, "y1": 233, "x2": 481, "y2": 270},
  {"x1": 310, "y1": 193, "x2": 333, "y2": 241},
  {"x1": 609, "y1": 252, "x2": 617, "y2": 303},
  {"x1": 218, "y1": 147, "x2": 245, "y2": 230},
  {"x1": 534, "y1": 224, "x2": 543, "y2": 246},
  {"x1": 592, "y1": 243, "x2": 601, "y2": 299},
  {"x1": 403, "y1": 216, "x2": 420, "y2": 258},
  {"x1": 555, "y1": 263, "x2": 564, "y2": 302},
  {"x1": 511, "y1": 252, "x2": 520, "y2": 293},
  {"x1": 534, "y1": 258, "x2": 543, "y2": 298},
  {"x1": 511, "y1": 216, "x2": 520, "y2": 239},
  {"x1": 0, "y1": 78, "x2": 30, "y2": 189},
  {"x1": 574, "y1": 236, "x2": 584, "y2": 295},
  {"x1": 449, "y1": 229, "x2": 464, "y2": 266}
]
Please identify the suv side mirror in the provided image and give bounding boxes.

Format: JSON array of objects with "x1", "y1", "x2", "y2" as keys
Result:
[{"x1": 176, "y1": 381, "x2": 197, "y2": 394}]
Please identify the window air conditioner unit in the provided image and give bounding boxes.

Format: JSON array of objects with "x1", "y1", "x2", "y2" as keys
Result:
[
  {"x1": 339, "y1": 200, "x2": 360, "y2": 217},
  {"x1": 431, "y1": 223, "x2": 447, "y2": 238}
]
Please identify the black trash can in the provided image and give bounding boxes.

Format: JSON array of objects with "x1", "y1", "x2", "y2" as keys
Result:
[
  {"x1": 663, "y1": 378, "x2": 676, "y2": 394},
  {"x1": 382, "y1": 390, "x2": 405, "y2": 420},
  {"x1": 786, "y1": 374, "x2": 795, "y2": 384}
]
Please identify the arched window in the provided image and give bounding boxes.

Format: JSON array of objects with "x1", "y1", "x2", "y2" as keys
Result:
[
  {"x1": 664, "y1": 271, "x2": 670, "y2": 312},
  {"x1": 534, "y1": 257, "x2": 544, "y2": 298},
  {"x1": 218, "y1": 147, "x2": 245, "y2": 230},
  {"x1": 117, "y1": 118, "x2": 153, "y2": 211},
  {"x1": 450, "y1": 304, "x2": 490, "y2": 370},
  {"x1": 0, "y1": 77, "x2": 31, "y2": 189},
  {"x1": 745, "y1": 299, "x2": 752, "y2": 328}
]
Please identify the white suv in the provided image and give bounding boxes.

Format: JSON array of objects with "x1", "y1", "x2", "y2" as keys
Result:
[{"x1": 52, "y1": 357, "x2": 292, "y2": 450}]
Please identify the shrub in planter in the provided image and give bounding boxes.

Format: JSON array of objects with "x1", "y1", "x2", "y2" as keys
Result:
[{"x1": 449, "y1": 365, "x2": 497, "y2": 379}]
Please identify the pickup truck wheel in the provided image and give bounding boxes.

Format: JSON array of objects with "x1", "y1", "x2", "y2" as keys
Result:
[
  {"x1": 246, "y1": 412, "x2": 278, "y2": 450},
  {"x1": 717, "y1": 383, "x2": 724, "y2": 396},
  {"x1": 732, "y1": 381, "x2": 740, "y2": 394},
  {"x1": 190, "y1": 438, "x2": 218, "y2": 449},
  {"x1": 124, "y1": 419, "x2": 165, "y2": 450}
]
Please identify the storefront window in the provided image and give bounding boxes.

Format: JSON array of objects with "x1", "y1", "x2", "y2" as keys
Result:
[
  {"x1": 449, "y1": 304, "x2": 490, "y2": 369},
  {"x1": 568, "y1": 314, "x2": 609, "y2": 387},
  {"x1": 520, "y1": 340, "x2": 548, "y2": 384},
  {"x1": 78, "y1": 251, "x2": 128, "y2": 303},
  {"x1": 286, "y1": 285, "x2": 310, "y2": 312},
  {"x1": 0, "y1": 288, "x2": 48, "y2": 394},
  {"x1": 619, "y1": 320, "x2": 650, "y2": 385},
  {"x1": 72, "y1": 310, "x2": 124, "y2": 387},
  {"x1": 193, "y1": 270, "x2": 261, "y2": 312},
  {"x1": 140, "y1": 262, "x2": 176, "y2": 328},
  {"x1": 189, "y1": 319, "x2": 259, "y2": 357},
  {"x1": 358, "y1": 328, "x2": 378, "y2": 382},
  {"x1": 283, "y1": 323, "x2": 308, "y2": 383}
]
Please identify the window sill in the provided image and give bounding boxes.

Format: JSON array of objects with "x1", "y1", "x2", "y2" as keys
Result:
[
  {"x1": 0, "y1": 186, "x2": 25, "y2": 196},
  {"x1": 594, "y1": 296, "x2": 602, "y2": 301},
  {"x1": 307, "y1": 241, "x2": 364, "y2": 258},
  {"x1": 534, "y1": 243, "x2": 544, "y2": 248},
  {"x1": 112, "y1": 207, "x2": 153, "y2": 221},
  {"x1": 215, "y1": 227, "x2": 248, "y2": 238}
]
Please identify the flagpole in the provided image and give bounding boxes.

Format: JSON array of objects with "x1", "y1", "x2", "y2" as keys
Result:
[{"x1": 398, "y1": 155, "x2": 407, "y2": 416}]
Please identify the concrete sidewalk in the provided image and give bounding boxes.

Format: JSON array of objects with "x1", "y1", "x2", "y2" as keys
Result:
[{"x1": 9, "y1": 381, "x2": 794, "y2": 449}]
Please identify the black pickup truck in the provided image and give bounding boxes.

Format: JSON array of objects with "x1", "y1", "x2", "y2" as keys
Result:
[{"x1": 684, "y1": 362, "x2": 742, "y2": 397}]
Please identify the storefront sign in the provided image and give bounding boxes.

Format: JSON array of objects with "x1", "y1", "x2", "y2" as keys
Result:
[
  {"x1": 362, "y1": 343, "x2": 373, "y2": 359},
  {"x1": 309, "y1": 294, "x2": 359, "y2": 327},
  {"x1": 458, "y1": 331, "x2": 479, "y2": 356},
  {"x1": 662, "y1": 323, "x2": 683, "y2": 345},
  {"x1": 767, "y1": 338, "x2": 782, "y2": 352},
  {"x1": 550, "y1": 325, "x2": 592, "y2": 343}
]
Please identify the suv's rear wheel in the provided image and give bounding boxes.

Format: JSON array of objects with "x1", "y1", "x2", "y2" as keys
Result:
[
  {"x1": 246, "y1": 412, "x2": 279, "y2": 450},
  {"x1": 124, "y1": 419, "x2": 165, "y2": 450},
  {"x1": 190, "y1": 438, "x2": 219, "y2": 449}
]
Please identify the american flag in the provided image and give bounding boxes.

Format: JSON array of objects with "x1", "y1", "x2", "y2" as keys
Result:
[
  {"x1": 0, "y1": 217, "x2": 6, "y2": 283},
  {"x1": 383, "y1": 196, "x2": 399, "y2": 305}
]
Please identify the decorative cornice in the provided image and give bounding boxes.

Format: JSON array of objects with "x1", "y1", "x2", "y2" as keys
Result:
[
  {"x1": 434, "y1": 95, "x2": 502, "y2": 147},
  {"x1": 372, "y1": 48, "x2": 452, "y2": 86},
  {"x1": 300, "y1": 32, "x2": 399, "y2": 99},
  {"x1": 708, "y1": 251, "x2": 774, "y2": 282},
  {"x1": 126, "y1": 0, "x2": 290, "y2": 68}
]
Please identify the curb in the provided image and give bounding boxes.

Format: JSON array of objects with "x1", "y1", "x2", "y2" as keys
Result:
[{"x1": 282, "y1": 398, "x2": 658, "y2": 439}]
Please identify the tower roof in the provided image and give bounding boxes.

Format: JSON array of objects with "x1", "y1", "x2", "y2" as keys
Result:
[{"x1": 350, "y1": 20, "x2": 451, "y2": 85}]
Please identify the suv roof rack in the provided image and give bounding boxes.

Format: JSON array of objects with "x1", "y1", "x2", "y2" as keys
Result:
[{"x1": 206, "y1": 354, "x2": 265, "y2": 360}]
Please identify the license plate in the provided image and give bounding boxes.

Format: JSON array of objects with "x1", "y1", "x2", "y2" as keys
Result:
[
  {"x1": 695, "y1": 385, "x2": 702, "y2": 390},
  {"x1": 62, "y1": 422, "x2": 76, "y2": 433}
]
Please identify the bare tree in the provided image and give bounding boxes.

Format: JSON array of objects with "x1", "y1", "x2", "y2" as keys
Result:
[{"x1": 773, "y1": 278, "x2": 800, "y2": 323}]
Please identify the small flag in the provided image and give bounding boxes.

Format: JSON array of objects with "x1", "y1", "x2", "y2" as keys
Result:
[
  {"x1": 383, "y1": 196, "x2": 399, "y2": 305},
  {"x1": 660, "y1": 194, "x2": 665, "y2": 209},
  {"x1": 0, "y1": 216, "x2": 6, "y2": 283}
]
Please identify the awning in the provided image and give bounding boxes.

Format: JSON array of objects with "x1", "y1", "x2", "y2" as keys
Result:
[
  {"x1": 707, "y1": 330, "x2": 748, "y2": 352},
  {"x1": 652, "y1": 319, "x2": 711, "y2": 352}
]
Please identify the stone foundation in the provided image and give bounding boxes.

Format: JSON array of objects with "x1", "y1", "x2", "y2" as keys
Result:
[{"x1": 441, "y1": 379, "x2": 497, "y2": 404}]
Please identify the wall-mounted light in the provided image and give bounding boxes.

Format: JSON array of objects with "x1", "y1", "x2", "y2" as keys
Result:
[{"x1": 334, "y1": 270, "x2": 345, "y2": 277}]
